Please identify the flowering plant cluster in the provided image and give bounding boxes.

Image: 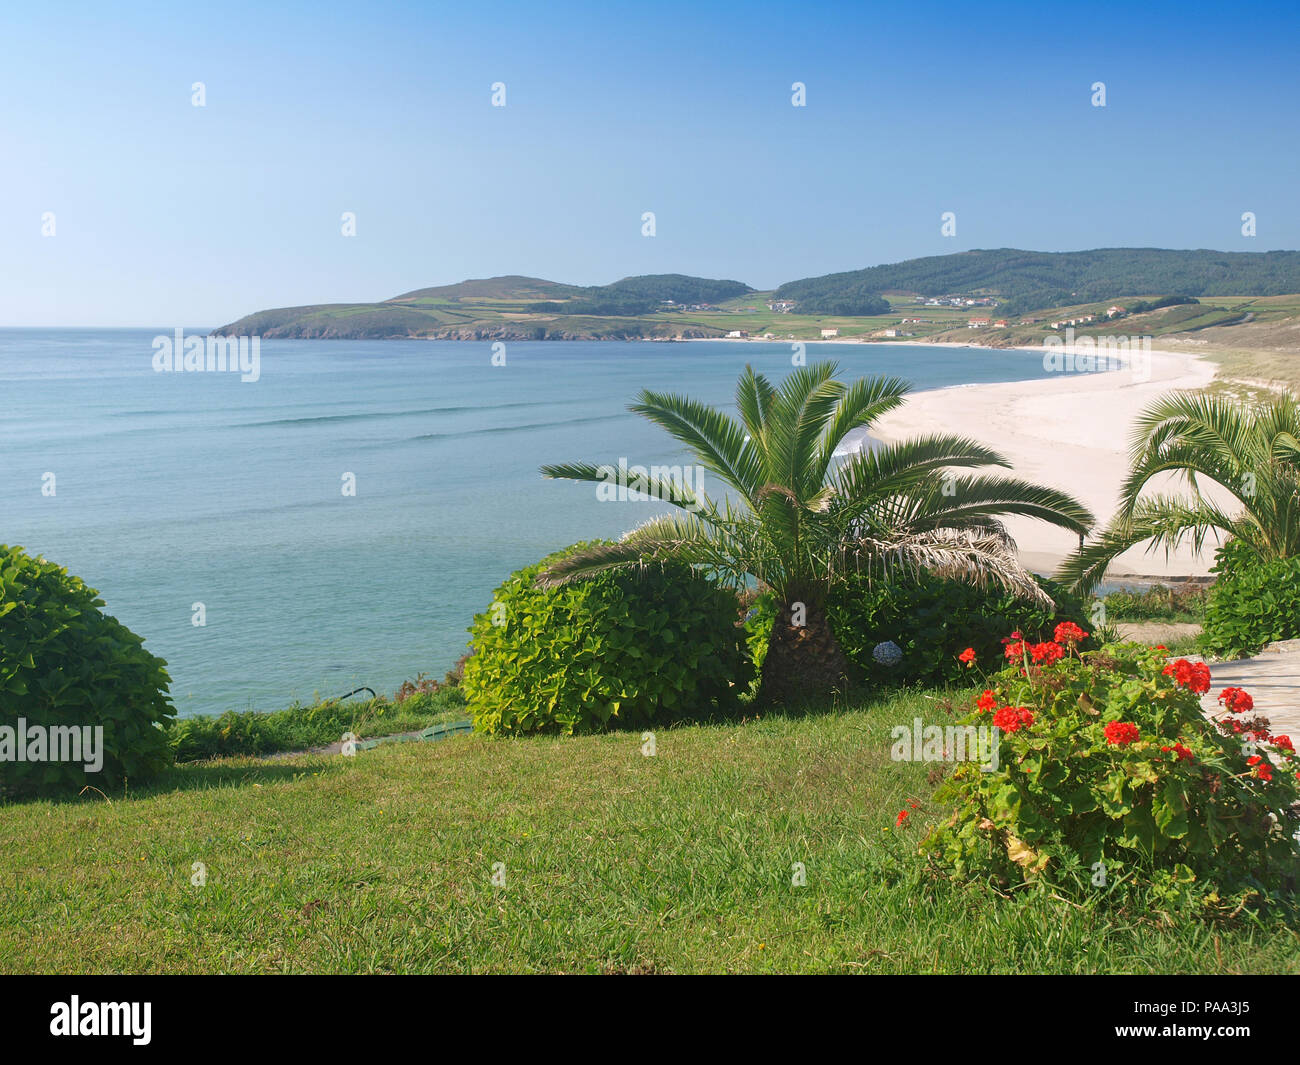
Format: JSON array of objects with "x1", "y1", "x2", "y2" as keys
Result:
[{"x1": 922, "y1": 632, "x2": 1300, "y2": 915}]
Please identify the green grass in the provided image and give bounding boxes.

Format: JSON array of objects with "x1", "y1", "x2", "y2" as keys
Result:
[
  {"x1": 1102, "y1": 583, "x2": 1209, "y2": 624},
  {"x1": 167, "y1": 687, "x2": 468, "y2": 761},
  {"x1": 1157, "y1": 632, "x2": 1205, "y2": 657},
  {"x1": 3, "y1": 688, "x2": 1296, "y2": 974}
]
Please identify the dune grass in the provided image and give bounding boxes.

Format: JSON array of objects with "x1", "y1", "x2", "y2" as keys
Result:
[{"x1": 2, "y1": 688, "x2": 1297, "y2": 974}]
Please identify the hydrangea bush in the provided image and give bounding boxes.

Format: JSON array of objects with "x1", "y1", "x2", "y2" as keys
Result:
[
  {"x1": 922, "y1": 624, "x2": 1300, "y2": 916},
  {"x1": 1202, "y1": 540, "x2": 1300, "y2": 658},
  {"x1": 0, "y1": 545, "x2": 174, "y2": 798},
  {"x1": 464, "y1": 542, "x2": 751, "y2": 734}
]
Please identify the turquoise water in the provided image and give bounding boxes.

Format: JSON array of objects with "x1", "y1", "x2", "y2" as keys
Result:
[{"x1": 1, "y1": 330, "x2": 1057, "y2": 717}]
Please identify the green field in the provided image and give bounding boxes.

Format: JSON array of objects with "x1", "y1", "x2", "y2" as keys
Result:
[{"x1": 3, "y1": 689, "x2": 1296, "y2": 974}]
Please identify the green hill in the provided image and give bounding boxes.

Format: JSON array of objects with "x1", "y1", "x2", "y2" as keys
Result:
[
  {"x1": 777, "y1": 248, "x2": 1300, "y2": 314},
  {"x1": 390, "y1": 275, "x2": 581, "y2": 302},
  {"x1": 212, "y1": 250, "x2": 1300, "y2": 341},
  {"x1": 213, "y1": 273, "x2": 756, "y2": 340}
]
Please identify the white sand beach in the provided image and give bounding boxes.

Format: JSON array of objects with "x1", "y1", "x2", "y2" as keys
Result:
[{"x1": 869, "y1": 345, "x2": 1223, "y2": 581}]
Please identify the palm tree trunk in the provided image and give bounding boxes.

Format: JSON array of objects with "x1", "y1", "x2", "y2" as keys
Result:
[{"x1": 759, "y1": 601, "x2": 850, "y2": 705}]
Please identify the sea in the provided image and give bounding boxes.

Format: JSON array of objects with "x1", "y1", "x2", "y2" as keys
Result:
[{"x1": 0, "y1": 330, "x2": 1060, "y2": 717}]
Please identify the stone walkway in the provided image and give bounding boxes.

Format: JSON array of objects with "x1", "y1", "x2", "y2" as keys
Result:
[{"x1": 1197, "y1": 640, "x2": 1300, "y2": 740}]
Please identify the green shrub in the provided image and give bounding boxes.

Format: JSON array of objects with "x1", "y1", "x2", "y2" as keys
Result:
[
  {"x1": 923, "y1": 636, "x2": 1300, "y2": 916},
  {"x1": 464, "y1": 543, "x2": 752, "y2": 734},
  {"x1": 0, "y1": 545, "x2": 174, "y2": 798},
  {"x1": 825, "y1": 570, "x2": 1088, "y2": 687},
  {"x1": 740, "y1": 588, "x2": 775, "y2": 678},
  {"x1": 1101, "y1": 582, "x2": 1208, "y2": 623},
  {"x1": 169, "y1": 688, "x2": 467, "y2": 761},
  {"x1": 1202, "y1": 540, "x2": 1300, "y2": 658}
]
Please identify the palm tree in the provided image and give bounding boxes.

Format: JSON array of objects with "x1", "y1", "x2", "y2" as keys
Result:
[
  {"x1": 1058, "y1": 391, "x2": 1300, "y2": 593},
  {"x1": 540, "y1": 361, "x2": 1093, "y2": 704}
]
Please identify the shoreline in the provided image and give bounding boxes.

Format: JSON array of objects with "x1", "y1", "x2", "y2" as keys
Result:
[
  {"x1": 684, "y1": 334, "x2": 1228, "y2": 581},
  {"x1": 867, "y1": 344, "x2": 1221, "y2": 580}
]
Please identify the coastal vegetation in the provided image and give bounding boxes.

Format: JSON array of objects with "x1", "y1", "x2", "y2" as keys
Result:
[
  {"x1": 464, "y1": 544, "x2": 749, "y2": 734},
  {"x1": 168, "y1": 686, "x2": 467, "y2": 762},
  {"x1": 1098, "y1": 582, "x2": 1209, "y2": 624},
  {"x1": 0, "y1": 545, "x2": 173, "y2": 799},
  {"x1": 540, "y1": 362, "x2": 1092, "y2": 703},
  {"x1": 1202, "y1": 543, "x2": 1300, "y2": 659},
  {"x1": 820, "y1": 570, "x2": 1088, "y2": 687},
  {"x1": 4, "y1": 361, "x2": 1299, "y2": 972},
  {"x1": 4, "y1": 685, "x2": 1299, "y2": 974},
  {"x1": 1060, "y1": 391, "x2": 1300, "y2": 655},
  {"x1": 1064, "y1": 392, "x2": 1300, "y2": 586},
  {"x1": 926, "y1": 633, "x2": 1299, "y2": 916}
]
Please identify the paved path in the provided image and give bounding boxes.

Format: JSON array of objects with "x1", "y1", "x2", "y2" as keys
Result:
[{"x1": 1198, "y1": 640, "x2": 1300, "y2": 740}]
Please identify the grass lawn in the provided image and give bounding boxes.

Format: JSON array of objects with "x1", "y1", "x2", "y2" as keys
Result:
[{"x1": 3, "y1": 688, "x2": 1297, "y2": 974}]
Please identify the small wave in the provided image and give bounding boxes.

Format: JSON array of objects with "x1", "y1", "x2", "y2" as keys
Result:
[
  {"x1": 412, "y1": 414, "x2": 626, "y2": 441},
  {"x1": 244, "y1": 400, "x2": 543, "y2": 428}
]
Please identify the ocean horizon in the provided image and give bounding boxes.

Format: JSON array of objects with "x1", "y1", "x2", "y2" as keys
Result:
[{"x1": 2, "y1": 329, "x2": 1060, "y2": 717}]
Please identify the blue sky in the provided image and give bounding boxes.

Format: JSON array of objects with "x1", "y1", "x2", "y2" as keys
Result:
[{"x1": 2, "y1": 0, "x2": 1297, "y2": 325}]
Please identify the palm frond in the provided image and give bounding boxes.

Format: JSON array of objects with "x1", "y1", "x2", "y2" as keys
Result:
[
  {"x1": 892, "y1": 474, "x2": 1095, "y2": 536},
  {"x1": 630, "y1": 390, "x2": 761, "y2": 499},
  {"x1": 832, "y1": 434, "x2": 1009, "y2": 520},
  {"x1": 1057, "y1": 496, "x2": 1245, "y2": 594},
  {"x1": 811, "y1": 374, "x2": 911, "y2": 487},
  {"x1": 734, "y1": 365, "x2": 778, "y2": 457},
  {"x1": 540, "y1": 460, "x2": 700, "y2": 510},
  {"x1": 841, "y1": 528, "x2": 1055, "y2": 608}
]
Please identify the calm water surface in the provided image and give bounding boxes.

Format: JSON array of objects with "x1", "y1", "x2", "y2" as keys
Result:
[{"x1": 0, "y1": 330, "x2": 1056, "y2": 716}]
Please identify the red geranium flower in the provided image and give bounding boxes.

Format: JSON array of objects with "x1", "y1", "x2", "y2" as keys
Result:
[
  {"x1": 1160, "y1": 743, "x2": 1194, "y2": 763},
  {"x1": 992, "y1": 706, "x2": 1034, "y2": 732},
  {"x1": 1256, "y1": 762, "x2": 1274, "y2": 782},
  {"x1": 1162, "y1": 658, "x2": 1211, "y2": 695},
  {"x1": 1054, "y1": 621, "x2": 1088, "y2": 646},
  {"x1": 976, "y1": 689, "x2": 998, "y2": 712},
  {"x1": 1029, "y1": 641, "x2": 1065, "y2": 665},
  {"x1": 895, "y1": 810, "x2": 909, "y2": 826},
  {"x1": 1104, "y1": 721, "x2": 1140, "y2": 746},
  {"x1": 958, "y1": 647, "x2": 976, "y2": 667},
  {"x1": 1217, "y1": 687, "x2": 1254, "y2": 714},
  {"x1": 1272, "y1": 734, "x2": 1294, "y2": 752}
]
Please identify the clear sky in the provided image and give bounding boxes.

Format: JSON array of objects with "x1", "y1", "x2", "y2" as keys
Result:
[{"x1": 2, "y1": 0, "x2": 1297, "y2": 326}]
